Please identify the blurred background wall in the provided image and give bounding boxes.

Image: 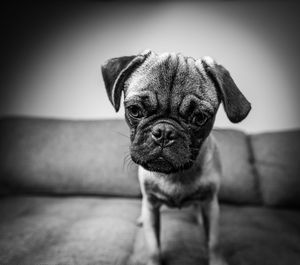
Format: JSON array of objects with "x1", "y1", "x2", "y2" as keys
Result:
[{"x1": 0, "y1": 0, "x2": 299, "y2": 133}]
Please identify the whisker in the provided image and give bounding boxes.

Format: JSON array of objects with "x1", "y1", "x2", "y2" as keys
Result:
[
  {"x1": 122, "y1": 152, "x2": 131, "y2": 170},
  {"x1": 122, "y1": 150, "x2": 138, "y2": 172},
  {"x1": 113, "y1": 131, "x2": 130, "y2": 139}
]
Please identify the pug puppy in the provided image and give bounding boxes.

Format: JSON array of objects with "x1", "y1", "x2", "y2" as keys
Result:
[{"x1": 102, "y1": 50, "x2": 251, "y2": 265}]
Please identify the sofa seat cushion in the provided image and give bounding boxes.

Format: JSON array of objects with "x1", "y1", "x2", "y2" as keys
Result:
[{"x1": 0, "y1": 196, "x2": 299, "y2": 265}]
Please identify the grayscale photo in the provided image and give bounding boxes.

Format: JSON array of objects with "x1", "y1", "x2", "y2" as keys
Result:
[{"x1": 0, "y1": 1, "x2": 299, "y2": 265}]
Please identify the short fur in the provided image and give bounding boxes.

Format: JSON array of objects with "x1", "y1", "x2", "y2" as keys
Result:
[{"x1": 102, "y1": 50, "x2": 251, "y2": 265}]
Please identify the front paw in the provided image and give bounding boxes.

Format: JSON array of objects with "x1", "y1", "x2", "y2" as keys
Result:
[{"x1": 136, "y1": 215, "x2": 143, "y2": 226}]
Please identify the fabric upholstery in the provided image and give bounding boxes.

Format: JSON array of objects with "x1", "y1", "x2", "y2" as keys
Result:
[
  {"x1": 0, "y1": 196, "x2": 299, "y2": 265},
  {"x1": 213, "y1": 129, "x2": 260, "y2": 204},
  {"x1": 0, "y1": 117, "x2": 299, "y2": 265},
  {"x1": 0, "y1": 118, "x2": 140, "y2": 197},
  {"x1": 0, "y1": 117, "x2": 260, "y2": 205},
  {"x1": 1, "y1": 117, "x2": 300, "y2": 207},
  {"x1": 251, "y1": 130, "x2": 300, "y2": 207}
]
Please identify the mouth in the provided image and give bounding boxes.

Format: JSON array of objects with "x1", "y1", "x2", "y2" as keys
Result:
[{"x1": 132, "y1": 155, "x2": 193, "y2": 174}]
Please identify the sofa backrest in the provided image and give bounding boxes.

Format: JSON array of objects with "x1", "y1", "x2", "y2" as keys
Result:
[
  {"x1": 0, "y1": 118, "x2": 140, "y2": 197},
  {"x1": 250, "y1": 131, "x2": 300, "y2": 207},
  {"x1": 0, "y1": 117, "x2": 299, "y2": 207}
]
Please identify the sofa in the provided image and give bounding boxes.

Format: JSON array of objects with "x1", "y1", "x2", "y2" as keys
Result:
[{"x1": 0, "y1": 117, "x2": 299, "y2": 265}]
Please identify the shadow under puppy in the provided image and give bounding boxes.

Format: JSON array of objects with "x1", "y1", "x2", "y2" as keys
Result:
[{"x1": 102, "y1": 50, "x2": 251, "y2": 265}]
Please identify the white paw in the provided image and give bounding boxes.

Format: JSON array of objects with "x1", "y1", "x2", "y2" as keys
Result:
[{"x1": 136, "y1": 215, "x2": 143, "y2": 227}]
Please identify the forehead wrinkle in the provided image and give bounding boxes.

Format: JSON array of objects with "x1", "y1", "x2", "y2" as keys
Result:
[
  {"x1": 176, "y1": 55, "x2": 194, "y2": 88},
  {"x1": 125, "y1": 90, "x2": 158, "y2": 108},
  {"x1": 194, "y1": 59, "x2": 219, "y2": 104},
  {"x1": 158, "y1": 53, "x2": 178, "y2": 90},
  {"x1": 167, "y1": 54, "x2": 180, "y2": 113},
  {"x1": 125, "y1": 52, "x2": 163, "y2": 92},
  {"x1": 179, "y1": 94, "x2": 215, "y2": 115},
  {"x1": 195, "y1": 59, "x2": 207, "y2": 82},
  {"x1": 125, "y1": 52, "x2": 219, "y2": 116},
  {"x1": 158, "y1": 57, "x2": 169, "y2": 93},
  {"x1": 173, "y1": 54, "x2": 203, "y2": 96},
  {"x1": 174, "y1": 55, "x2": 219, "y2": 110},
  {"x1": 152, "y1": 53, "x2": 179, "y2": 112}
]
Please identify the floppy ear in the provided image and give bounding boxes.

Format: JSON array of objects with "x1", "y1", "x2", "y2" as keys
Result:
[
  {"x1": 202, "y1": 57, "x2": 251, "y2": 123},
  {"x1": 101, "y1": 50, "x2": 151, "y2": 112}
]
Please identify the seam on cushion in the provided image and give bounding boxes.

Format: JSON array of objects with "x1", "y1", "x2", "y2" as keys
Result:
[{"x1": 245, "y1": 134, "x2": 264, "y2": 205}]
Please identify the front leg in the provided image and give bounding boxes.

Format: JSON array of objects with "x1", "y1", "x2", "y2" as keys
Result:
[
  {"x1": 140, "y1": 196, "x2": 161, "y2": 265},
  {"x1": 196, "y1": 194, "x2": 227, "y2": 265},
  {"x1": 137, "y1": 169, "x2": 162, "y2": 265}
]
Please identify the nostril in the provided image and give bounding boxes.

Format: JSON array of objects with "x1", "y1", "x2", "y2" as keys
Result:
[
  {"x1": 152, "y1": 128, "x2": 163, "y2": 140},
  {"x1": 165, "y1": 130, "x2": 177, "y2": 140}
]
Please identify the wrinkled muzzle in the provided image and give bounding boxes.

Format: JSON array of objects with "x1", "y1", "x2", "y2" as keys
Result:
[{"x1": 130, "y1": 120, "x2": 198, "y2": 173}]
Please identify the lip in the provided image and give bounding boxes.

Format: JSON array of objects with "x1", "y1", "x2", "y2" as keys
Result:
[
  {"x1": 149, "y1": 155, "x2": 171, "y2": 166},
  {"x1": 156, "y1": 156, "x2": 165, "y2": 162},
  {"x1": 131, "y1": 152, "x2": 194, "y2": 174},
  {"x1": 143, "y1": 155, "x2": 174, "y2": 173}
]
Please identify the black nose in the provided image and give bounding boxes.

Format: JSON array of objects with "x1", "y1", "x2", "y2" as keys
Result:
[{"x1": 151, "y1": 123, "x2": 178, "y2": 147}]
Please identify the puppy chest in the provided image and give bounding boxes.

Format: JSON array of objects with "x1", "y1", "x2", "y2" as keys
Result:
[{"x1": 144, "y1": 179, "x2": 216, "y2": 208}]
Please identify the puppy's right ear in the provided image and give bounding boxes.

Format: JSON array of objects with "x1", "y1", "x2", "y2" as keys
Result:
[
  {"x1": 101, "y1": 50, "x2": 151, "y2": 112},
  {"x1": 201, "y1": 56, "x2": 251, "y2": 123}
]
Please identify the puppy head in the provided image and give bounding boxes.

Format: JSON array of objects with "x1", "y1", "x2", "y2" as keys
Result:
[{"x1": 102, "y1": 50, "x2": 251, "y2": 173}]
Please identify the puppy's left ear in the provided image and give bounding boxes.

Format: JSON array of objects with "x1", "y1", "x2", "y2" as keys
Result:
[
  {"x1": 101, "y1": 50, "x2": 151, "y2": 112},
  {"x1": 202, "y1": 57, "x2": 251, "y2": 123}
]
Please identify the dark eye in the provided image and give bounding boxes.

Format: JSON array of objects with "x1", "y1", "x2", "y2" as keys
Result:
[
  {"x1": 127, "y1": 105, "x2": 143, "y2": 119},
  {"x1": 191, "y1": 112, "x2": 208, "y2": 126}
]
